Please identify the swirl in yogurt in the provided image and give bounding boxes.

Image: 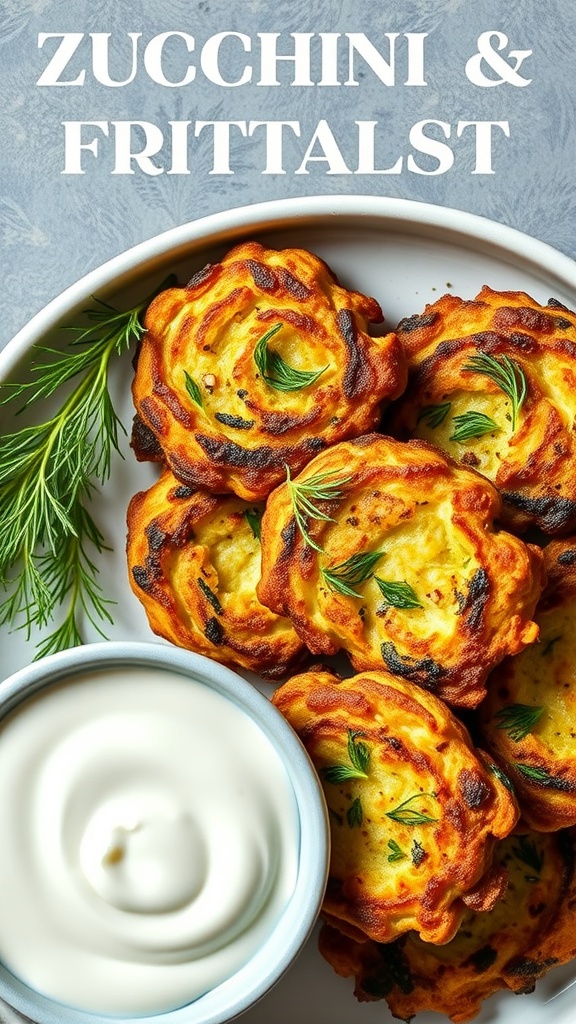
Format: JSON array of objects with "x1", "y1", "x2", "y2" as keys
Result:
[{"x1": 0, "y1": 668, "x2": 299, "y2": 1015}]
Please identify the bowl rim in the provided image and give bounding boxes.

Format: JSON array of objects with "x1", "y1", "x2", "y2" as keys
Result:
[
  {"x1": 0, "y1": 641, "x2": 330, "y2": 1024},
  {"x1": 3, "y1": 194, "x2": 576, "y2": 379}
]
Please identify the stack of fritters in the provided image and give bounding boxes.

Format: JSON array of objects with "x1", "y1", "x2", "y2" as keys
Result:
[
  {"x1": 272, "y1": 668, "x2": 519, "y2": 947},
  {"x1": 318, "y1": 827, "x2": 576, "y2": 1022},
  {"x1": 127, "y1": 256, "x2": 576, "y2": 1020}
]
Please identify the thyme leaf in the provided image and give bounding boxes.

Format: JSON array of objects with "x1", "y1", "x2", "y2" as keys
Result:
[
  {"x1": 183, "y1": 371, "x2": 203, "y2": 407},
  {"x1": 322, "y1": 729, "x2": 371, "y2": 784},
  {"x1": 417, "y1": 402, "x2": 451, "y2": 428},
  {"x1": 286, "y1": 465, "x2": 352, "y2": 552},
  {"x1": 494, "y1": 703, "x2": 544, "y2": 742},
  {"x1": 375, "y1": 578, "x2": 422, "y2": 609},
  {"x1": 449, "y1": 410, "x2": 499, "y2": 442},
  {"x1": 254, "y1": 323, "x2": 328, "y2": 392},
  {"x1": 322, "y1": 551, "x2": 383, "y2": 599},
  {"x1": 347, "y1": 797, "x2": 363, "y2": 828},
  {"x1": 516, "y1": 764, "x2": 560, "y2": 786},
  {"x1": 385, "y1": 793, "x2": 438, "y2": 826},
  {"x1": 243, "y1": 507, "x2": 262, "y2": 541},
  {"x1": 462, "y1": 353, "x2": 527, "y2": 431},
  {"x1": 488, "y1": 762, "x2": 515, "y2": 793}
]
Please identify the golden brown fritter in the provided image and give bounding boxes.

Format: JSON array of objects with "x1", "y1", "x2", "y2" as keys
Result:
[
  {"x1": 126, "y1": 468, "x2": 306, "y2": 679},
  {"x1": 131, "y1": 242, "x2": 406, "y2": 501},
  {"x1": 258, "y1": 433, "x2": 545, "y2": 708},
  {"x1": 272, "y1": 668, "x2": 518, "y2": 946},
  {"x1": 319, "y1": 827, "x2": 576, "y2": 1023},
  {"x1": 389, "y1": 286, "x2": 576, "y2": 534},
  {"x1": 479, "y1": 538, "x2": 576, "y2": 829}
]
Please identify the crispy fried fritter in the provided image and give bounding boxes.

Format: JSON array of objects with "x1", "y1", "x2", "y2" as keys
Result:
[
  {"x1": 272, "y1": 668, "x2": 519, "y2": 945},
  {"x1": 479, "y1": 538, "x2": 576, "y2": 829},
  {"x1": 126, "y1": 468, "x2": 305, "y2": 679},
  {"x1": 258, "y1": 434, "x2": 545, "y2": 708},
  {"x1": 389, "y1": 287, "x2": 576, "y2": 534},
  {"x1": 319, "y1": 827, "x2": 576, "y2": 1022},
  {"x1": 132, "y1": 242, "x2": 406, "y2": 501}
]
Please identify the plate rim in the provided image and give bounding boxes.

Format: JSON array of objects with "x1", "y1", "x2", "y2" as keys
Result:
[{"x1": 2, "y1": 194, "x2": 576, "y2": 379}]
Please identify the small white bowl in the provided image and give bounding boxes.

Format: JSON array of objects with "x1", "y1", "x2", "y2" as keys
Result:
[{"x1": 0, "y1": 642, "x2": 329, "y2": 1024}]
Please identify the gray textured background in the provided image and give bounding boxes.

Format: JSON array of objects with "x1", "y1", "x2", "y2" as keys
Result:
[{"x1": 1, "y1": 0, "x2": 576, "y2": 347}]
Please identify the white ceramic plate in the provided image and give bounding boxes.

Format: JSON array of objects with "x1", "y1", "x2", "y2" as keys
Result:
[{"x1": 1, "y1": 196, "x2": 576, "y2": 1024}]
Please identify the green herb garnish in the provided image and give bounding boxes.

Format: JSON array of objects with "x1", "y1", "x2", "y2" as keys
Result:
[
  {"x1": 516, "y1": 764, "x2": 558, "y2": 786},
  {"x1": 0, "y1": 287, "x2": 164, "y2": 657},
  {"x1": 488, "y1": 762, "x2": 515, "y2": 793},
  {"x1": 541, "y1": 635, "x2": 562, "y2": 657},
  {"x1": 417, "y1": 402, "x2": 451, "y2": 428},
  {"x1": 387, "y1": 839, "x2": 406, "y2": 862},
  {"x1": 347, "y1": 797, "x2": 363, "y2": 828},
  {"x1": 494, "y1": 703, "x2": 544, "y2": 742},
  {"x1": 375, "y1": 578, "x2": 422, "y2": 609},
  {"x1": 322, "y1": 551, "x2": 382, "y2": 599},
  {"x1": 462, "y1": 353, "x2": 527, "y2": 430},
  {"x1": 449, "y1": 410, "x2": 499, "y2": 442},
  {"x1": 286, "y1": 466, "x2": 351, "y2": 552},
  {"x1": 322, "y1": 729, "x2": 371, "y2": 783},
  {"x1": 254, "y1": 323, "x2": 327, "y2": 392},
  {"x1": 243, "y1": 507, "x2": 262, "y2": 541},
  {"x1": 184, "y1": 371, "x2": 203, "y2": 407},
  {"x1": 385, "y1": 793, "x2": 438, "y2": 826}
]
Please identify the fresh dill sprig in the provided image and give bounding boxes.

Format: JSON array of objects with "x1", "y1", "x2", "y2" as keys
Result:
[
  {"x1": 494, "y1": 703, "x2": 544, "y2": 742},
  {"x1": 385, "y1": 793, "x2": 438, "y2": 826},
  {"x1": 375, "y1": 577, "x2": 422, "y2": 610},
  {"x1": 254, "y1": 323, "x2": 328, "y2": 392},
  {"x1": 449, "y1": 410, "x2": 499, "y2": 442},
  {"x1": 184, "y1": 371, "x2": 203, "y2": 407},
  {"x1": 0, "y1": 285, "x2": 163, "y2": 656},
  {"x1": 462, "y1": 353, "x2": 527, "y2": 431},
  {"x1": 417, "y1": 402, "x2": 451, "y2": 429},
  {"x1": 286, "y1": 466, "x2": 351, "y2": 552},
  {"x1": 243, "y1": 507, "x2": 262, "y2": 541},
  {"x1": 322, "y1": 551, "x2": 382, "y2": 598}
]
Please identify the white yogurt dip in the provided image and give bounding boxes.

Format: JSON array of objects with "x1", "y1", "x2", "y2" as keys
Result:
[{"x1": 0, "y1": 667, "x2": 300, "y2": 1016}]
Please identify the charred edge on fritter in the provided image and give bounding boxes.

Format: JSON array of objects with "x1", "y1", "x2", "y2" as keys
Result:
[
  {"x1": 359, "y1": 941, "x2": 414, "y2": 1000},
  {"x1": 214, "y1": 412, "x2": 255, "y2": 430},
  {"x1": 337, "y1": 309, "x2": 370, "y2": 399},
  {"x1": 246, "y1": 259, "x2": 276, "y2": 291},
  {"x1": 195, "y1": 435, "x2": 285, "y2": 469},
  {"x1": 463, "y1": 568, "x2": 490, "y2": 631},
  {"x1": 204, "y1": 617, "x2": 224, "y2": 645},
  {"x1": 144, "y1": 521, "x2": 167, "y2": 552},
  {"x1": 557, "y1": 549, "x2": 576, "y2": 565},
  {"x1": 277, "y1": 267, "x2": 312, "y2": 300},
  {"x1": 501, "y1": 491, "x2": 576, "y2": 533},
  {"x1": 380, "y1": 641, "x2": 446, "y2": 691},
  {"x1": 458, "y1": 770, "x2": 491, "y2": 809},
  {"x1": 397, "y1": 311, "x2": 439, "y2": 333},
  {"x1": 186, "y1": 262, "x2": 216, "y2": 289}
]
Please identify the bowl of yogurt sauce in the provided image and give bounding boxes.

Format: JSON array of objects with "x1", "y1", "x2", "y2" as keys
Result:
[{"x1": 0, "y1": 641, "x2": 329, "y2": 1024}]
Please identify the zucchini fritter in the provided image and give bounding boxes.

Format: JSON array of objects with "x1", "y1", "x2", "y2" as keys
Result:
[
  {"x1": 258, "y1": 434, "x2": 545, "y2": 708},
  {"x1": 319, "y1": 827, "x2": 576, "y2": 1022},
  {"x1": 126, "y1": 468, "x2": 305, "y2": 679},
  {"x1": 272, "y1": 668, "x2": 518, "y2": 945},
  {"x1": 389, "y1": 287, "x2": 576, "y2": 534},
  {"x1": 479, "y1": 538, "x2": 576, "y2": 829},
  {"x1": 132, "y1": 242, "x2": 406, "y2": 501}
]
